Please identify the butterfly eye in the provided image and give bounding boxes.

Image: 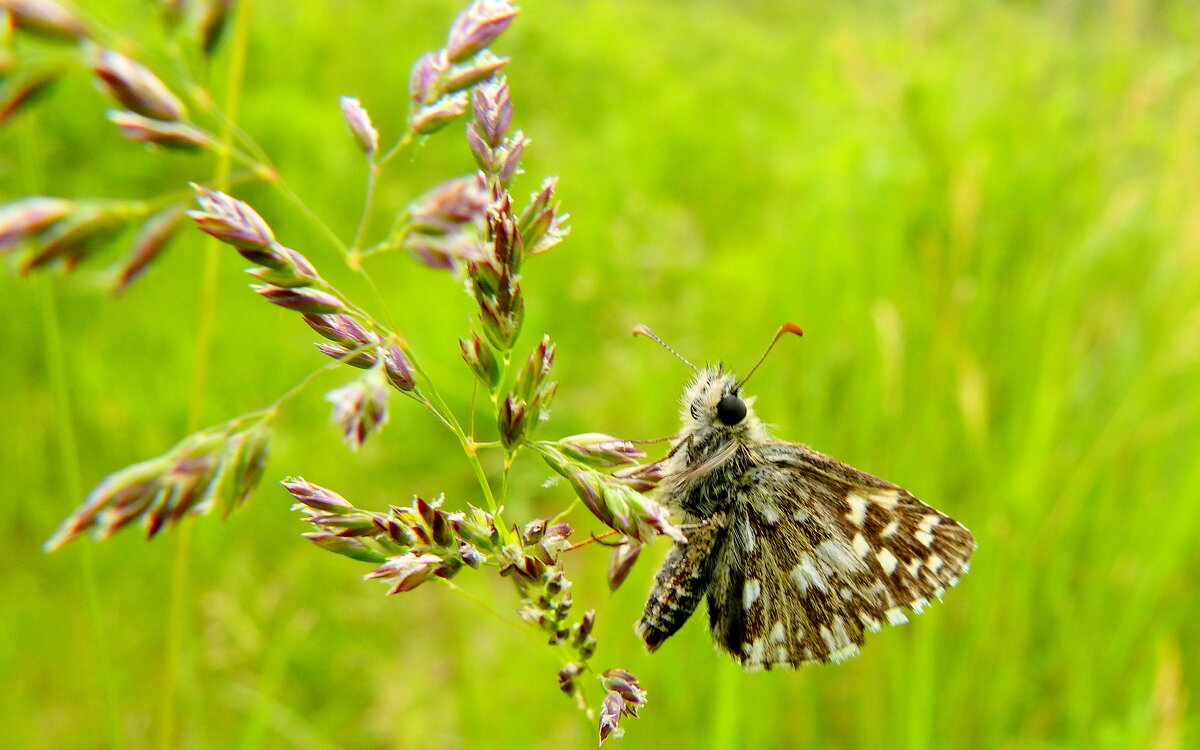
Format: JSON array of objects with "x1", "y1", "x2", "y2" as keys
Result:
[{"x1": 716, "y1": 393, "x2": 747, "y2": 426}]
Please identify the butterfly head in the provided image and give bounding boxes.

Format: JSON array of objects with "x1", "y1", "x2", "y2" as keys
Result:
[
  {"x1": 680, "y1": 366, "x2": 768, "y2": 443},
  {"x1": 633, "y1": 322, "x2": 802, "y2": 447}
]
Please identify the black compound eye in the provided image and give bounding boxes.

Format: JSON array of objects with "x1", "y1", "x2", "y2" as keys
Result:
[{"x1": 716, "y1": 393, "x2": 747, "y2": 426}]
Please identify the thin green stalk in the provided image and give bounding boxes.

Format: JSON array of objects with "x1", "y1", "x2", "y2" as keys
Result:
[
  {"x1": 349, "y1": 162, "x2": 379, "y2": 259},
  {"x1": 468, "y1": 379, "x2": 479, "y2": 438},
  {"x1": 403, "y1": 350, "x2": 503, "y2": 519},
  {"x1": 159, "y1": 1, "x2": 253, "y2": 746},
  {"x1": 21, "y1": 91, "x2": 125, "y2": 750},
  {"x1": 464, "y1": 438, "x2": 500, "y2": 514},
  {"x1": 377, "y1": 129, "x2": 418, "y2": 168},
  {"x1": 439, "y1": 579, "x2": 528, "y2": 635},
  {"x1": 549, "y1": 499, "x2": 579, "y2": 527},
  {"x1": 200, "y1": 104, "x2": 350, "y2": 260},
  {"x1": 270, "y1": 179, "x2": 349, "y2": 255},
  {"x1": 265, "y1": 341, "x2": 386, "y2": 414},
  {"x1": 500, "y1": 447, "x2": 520, "y2": 506},
  {"x1": 38, "y1": 280, "x2": 125, "y2": 749},
  {"x1": 343, "y1": 130, "x2": 418, "y2": 267}
]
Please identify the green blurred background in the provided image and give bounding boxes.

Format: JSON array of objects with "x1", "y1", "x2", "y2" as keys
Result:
[{"x1": 3, "y1": 0, "x2": 1199, "y2": 747}]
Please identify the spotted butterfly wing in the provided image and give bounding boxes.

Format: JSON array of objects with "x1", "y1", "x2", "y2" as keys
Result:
[{"x1": 706, "y1": 441, "x2": 974, "y2": 669}]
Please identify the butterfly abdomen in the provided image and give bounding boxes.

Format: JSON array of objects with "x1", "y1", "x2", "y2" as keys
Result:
[{"x1": 636, "y1": 514, "x2": 727, "y2": 652}]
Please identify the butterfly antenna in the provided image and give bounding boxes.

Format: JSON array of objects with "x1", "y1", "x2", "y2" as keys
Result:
[
  {"x1": 633, "y1": 325, "x2": 700, "y2": 373},
  {"x1": 736, "y1": 322, "x2": 804, "y2": 390}
]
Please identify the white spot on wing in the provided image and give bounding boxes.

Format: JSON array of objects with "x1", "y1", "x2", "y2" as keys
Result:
[
  {"x1": 794, "y1": 510, "x2": 811, "y2": 524},
  {"x1": 928, "y1": 554, "x2": 945, "y2": 574},
  {"x1": 737, "y1": 519, "x2": 756, "y2": 553},
  {"x1": 789, "y1": 554, "x2": 828, "y2": 596},
  {"x1": 910, "y1": 597, "x2": 929, "y2": 614},
  {"x1": 881, "y1": 519, "x2": 900, "y2": 538},
  {"x1": 858, "y1": 611, "x2": 882, "y2": 632},
  {"x1": 830, "y1": 644, "x2": 860, "y2": 663},
  {"x1": 886, "y1": 607, "x2": 908, "y2": 626},
  {"x1": 769, "y1": 621, "x2": 786, "y2": 644},
  {"x1": 819, "y1": 625, "x2": 836, "y2": 652},
  {"x1": 817, "y1": 539, "x2": 867, "y2": 574},
  {"x1": 876, "y1": 548, "x2": 898, "y2": 575},
  {"x1": 845, "y1": 493, "x2": 868, "y2": 527},
  {"x1": 822, "y1": 619, "x2": 859, "y2": 663},
  {"x1": 754, "y1": 497, "x2": 781, "y2": 525},
  {"x1": 852, "y1": 533, "x2": 871, "y2": 559},
  {"x1": 916, "y1": 514, "x2": 941, "y2": 547},
  {"x1": 872, "y1": 489, "x2": 901, "y2": 508},
  {"x1": 743, "y1": 579, "x2": 761, "y2": 610},
  {"x1": 743, "y1": 638, "x2": 765, "y2": 669},
  {"x1": 905, "y1": 557, "x2": 923, "y2": 577}
]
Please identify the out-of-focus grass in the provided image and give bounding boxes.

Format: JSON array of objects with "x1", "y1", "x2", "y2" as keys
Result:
[{"x1": 3, "y1": 1, "x2": 1199, "y2": 747}]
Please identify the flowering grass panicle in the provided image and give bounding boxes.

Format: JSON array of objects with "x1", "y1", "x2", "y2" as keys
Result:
[{"x1": 11, "y1": 0, "x2": 674, "y2": 741}]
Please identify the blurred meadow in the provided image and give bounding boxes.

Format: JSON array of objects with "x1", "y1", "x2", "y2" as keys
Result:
[{"x1": 3, "y1": 0, "x2": 1200, "y2": 747}]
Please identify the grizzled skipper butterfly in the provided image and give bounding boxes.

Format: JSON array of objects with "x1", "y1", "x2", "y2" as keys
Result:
[{"x1": 634, "y1": 323, "x2": 975, "y2": 671}]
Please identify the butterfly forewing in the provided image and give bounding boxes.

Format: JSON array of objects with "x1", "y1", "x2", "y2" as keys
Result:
[{"x1": 706, "y1": 442, "x2": 975, "y2": 671}]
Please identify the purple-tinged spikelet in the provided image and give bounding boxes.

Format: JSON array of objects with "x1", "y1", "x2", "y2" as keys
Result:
[
  {"x1": 445, "y1": 0, "x2": 518, "y2": 63},
  {"x1": 88, "y1": 43, "x2": 185, "y2": 121},
  {"x1": 0, "y1": 196, "x2": 73, "y2": 250},
  {"x1": 114, "y1": 206, "x2": 186, "y2": 294},
  {"x1": 107, "y1": 110, "x2": 210, "y2": 150},
  {"x1": 4, "y1": 0, "x2": 86, "y2": 41},
  {"x1": 339, "y1": 96, "x2": 378, "y2": 155}
]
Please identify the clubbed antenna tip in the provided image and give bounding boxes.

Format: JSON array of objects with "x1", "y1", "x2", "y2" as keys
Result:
[{"x1": 736, "y1": 322, "x2": 804, "y2": 389}]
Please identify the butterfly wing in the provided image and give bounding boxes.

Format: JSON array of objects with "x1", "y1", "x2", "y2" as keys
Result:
[{"x1": 706, "y1": 440, "x2": 975, "y2": 671}]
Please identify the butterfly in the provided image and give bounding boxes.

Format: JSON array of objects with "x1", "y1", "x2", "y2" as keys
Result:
[{"x1": 633, "y1": 323, "x2": 976, "y2": 671}]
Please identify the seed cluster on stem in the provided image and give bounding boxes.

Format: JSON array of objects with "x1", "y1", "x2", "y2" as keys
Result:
[{"x1": 12, "y1": 0, "x2": 676, "y2": 742}]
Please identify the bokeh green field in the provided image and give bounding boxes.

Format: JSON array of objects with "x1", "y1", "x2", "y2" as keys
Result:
[{"x1": 4, "y1": 0, "x2": 1200, "y2": 748}]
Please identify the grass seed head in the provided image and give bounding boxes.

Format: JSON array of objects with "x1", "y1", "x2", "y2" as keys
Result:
[
  {"x1": 20, "y1": 202, "x2": 136, "y2": 273},
  {"x1": 5, "y1": 0, "x2": 86, "y2": 41},
  {"x1": 303, "y1": 313, "x2": 372, "y2": 346},
  {"x1": 445, "y1": 0, "x2": 518, "y2": 63},
  {"x1": 107, "y1": 110, "x2": 210, "y2": 150},
  {"x1": 253, "y1": 284, "x2": 345, "y2": 314},
  {"x1": 0, "y1": 196, "x2": 74, "y2": 249},
  {"x1": 443, "y1": 50, "x2": 509, "y2": 95},
  {"x1": 339, "y1": 96, "x2": 378, "y2": 155},
  {"x1": 189, "y1": 186, "x2": 281, "y2": 262},
  {"x1": 326, "y1": 370, "x2": 390, "y2": 450},
  {"x1": 283, "y1": 477, "x2": 355, "y2": 513},
  {"x1": 412, "y1": 91, "x2": 469, "y2": 135},
  {"x1": 87, "y1": 43, "x2": 185, "y2": 121},
  {"x1": 114, "y1": 206, "x2": 186, "y2": 295},
  {"x1": 471, "y1": 77, "x2": 512, "y2": 148}
]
